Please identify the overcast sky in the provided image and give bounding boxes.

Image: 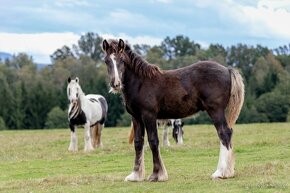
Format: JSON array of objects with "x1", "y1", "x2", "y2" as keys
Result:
[{"x1": 0, "y1": 0, "x2": 289, "y2": 63}]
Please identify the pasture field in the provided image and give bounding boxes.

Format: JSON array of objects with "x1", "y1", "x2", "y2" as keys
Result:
[{"x1": 0, "y1": 123, "x2": 290, "y2": 193}]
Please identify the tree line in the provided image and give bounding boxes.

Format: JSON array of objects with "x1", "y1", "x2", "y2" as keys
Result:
[{"x1": 0, "y1": 32, "x2": 289, "y2": 130}]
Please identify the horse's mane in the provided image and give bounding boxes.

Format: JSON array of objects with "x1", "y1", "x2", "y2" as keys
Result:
[{"x1": 109, "y1": 40, "x2": 161, "y2": 78}]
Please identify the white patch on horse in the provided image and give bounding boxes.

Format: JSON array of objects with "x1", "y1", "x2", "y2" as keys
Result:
[
  {"x1": 125, "y1": 146, "x2": 145, "y2": 182},
  {"x1": 212, "y1": 142, "x2": 235, "y2": 179},
  {"x1": 177, "y1": 126, "x2": 183, "y2": 144},
  {"x1": 154, "y1": 148, "x2": 168, "y2": 181},
  {"x1": 84, "y1": 123, "x2": 94, "y2": 152},
  {"x1": 110, "y1": 54, "x2": 121, "y2": 87},
  {"x1": 162, "y1": 124, "x2": 170, "y2": 147},
  {"x1": 175, "y1": 119, "x2": 183, "y2": 144},
  {"x1": 68, "y1": 130, "x2": 78, "y2": 152}
]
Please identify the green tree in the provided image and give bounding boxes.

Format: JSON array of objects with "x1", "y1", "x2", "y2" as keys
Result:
[
  {"x1": 5, "y1": 53, "x2": 35, "y2": 69},
  {"x1": 0, "y1": 116, "x2": 7, "y2": 130},
  {"x1": 117, "y1": 111, "x2": 131, "y2": 127},
  {"x1": 74, "y1": 32, "x2": 103, "y2": 61},
  {"x1": 45, "y1": 106, "x2": 68, "y2": 129},
  {"x1": 227, "y1": 44, "x2": 269, "y2": 82},
  {"x1": 256, "y1": 92, "x2": 289, "y2": 122},
  {"x1": 160, "y1": 35, "x2": 200, "y2": 60},
  {"x1": 50, "y1": 46, "x2": 75, "y2": 62}
]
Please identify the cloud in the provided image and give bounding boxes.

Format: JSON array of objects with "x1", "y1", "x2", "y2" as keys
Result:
[
  {"x1": 155, "y1": 0, "x2": 172, "y2": 3},
  {"x1": 0, "y1": 32, "x2": 163, "y2": 64},
  {"x1": 240, "y1": 0, "x2": 290, "y2": 39},
  {"x1": 193, "y1": 0, "x2": 290, "y2": 40},
  {"x1": 101, "y1": 33, "x2": 163, "y2": 46},
  {"x1": 54, "y1": 0, "x2": 90, "y2": 7},
  {"x1": 0, "y1": 32, "x2": 79, "y2": 63}
]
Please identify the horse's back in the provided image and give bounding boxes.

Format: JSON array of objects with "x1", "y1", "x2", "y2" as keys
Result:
[
  {"x1": 85, "y1": 94, "x2": 108, "y2": 124},
  {"x1": 157, "y1": 61, "x2": 231, "y2": 117},
  {"x1": 86, "y1": 94, "x2": 105, "y2": 100}
]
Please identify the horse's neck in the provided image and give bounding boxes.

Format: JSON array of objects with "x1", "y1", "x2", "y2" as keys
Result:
[
  {"x1": 78, "y1": 89, "x2": 87, "y2": 109},
  {"x1": 75, "y1": 87, "x2": 87, "y2": 109},
  {"x1": 122, "y1": 67, "x2": 146, "y2": 106}
]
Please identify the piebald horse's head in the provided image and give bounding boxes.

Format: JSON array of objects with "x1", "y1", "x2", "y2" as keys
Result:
[
  {"x1": 102, "y1": 39, "x2": 128, "y2": 93},
  {"x1": 67, "y1": 77, "x2": 82, "y2": 104}
]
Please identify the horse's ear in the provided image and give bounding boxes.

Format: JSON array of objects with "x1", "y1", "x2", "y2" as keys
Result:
[
  {"x1": 102, "y1": 39, "x2": 109, "y2": 51},
  {"x1": 118, "y1": 39, "x2": 125, "y2": 53},
  {"x1": 67, "y1": 77, "x2": 71, "y2": 83},
  {"x1": 75, "y1": 77, "x2": 79, "y2": 83}
]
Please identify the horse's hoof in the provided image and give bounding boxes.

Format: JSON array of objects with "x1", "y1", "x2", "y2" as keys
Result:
[
  {"x1": 84, "y1": 146, "x2": 94, "y2": 152},
  {"x1": 211, "y1": 170, "x2": 233, "y2": 179},
  {"x1": 163, "y1": 141, "x2": 170, "y2": 147},
  {"x1": 147, "y1": 174, "x2": 158, "y2": 182},
  {"x1": 96, "y1": 143, "x2": 103, "y2": 148},
  {"x1": 124, "y1": 172, "x2": 144, "y2": 182},
  {"x1": 68, "y1": 146, "x2": 78, "y2": 152},
  {"x1": 212, "y1": 170, "x2": 223, "y2": 179},
  {"x1": 148, "y1": 172, "x2": 168, "y2": 182},
  {"x1": 68, "y1": 149, "x2": 77, "y2": 152}
]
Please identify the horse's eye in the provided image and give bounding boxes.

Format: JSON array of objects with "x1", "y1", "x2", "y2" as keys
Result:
[
  {"x1": 76, "y1": 93, "x2": 79, "y2": 97},
  {"x1": 105, "y1": 58, "x2": 110, "y2": 64},
  {"x1": 119, "y1": 57, "x2": 125, "y2": 63}
]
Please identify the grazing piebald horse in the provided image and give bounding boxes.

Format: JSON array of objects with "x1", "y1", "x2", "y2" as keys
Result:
[
  {"x1": 102, "y1": 39, "x2": 244, "y2": 182},
  {"x1": 158, "y1": 119, "x2": 184, "y2": 146},
  {"x1": 170, "y1": 119, "x2": 184, "y2": 145},
  {"x1": 128, "y1": 119, "x2": 184, "y2": 146},
  {"x1": 67, "y1": 77, "x2": 108, "y2": 152}
]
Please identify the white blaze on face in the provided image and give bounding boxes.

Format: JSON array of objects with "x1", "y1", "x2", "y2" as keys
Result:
[{"x1": 110, "y1": 54, "x2": 121, "y2": 87}]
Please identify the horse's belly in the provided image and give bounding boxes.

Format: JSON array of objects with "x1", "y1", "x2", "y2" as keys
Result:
[
  {"x1": 86, "y1": 105, "x2": 102, "y2": 125},
  {"x1": 158, "y1": 103, "x2": 200, "y2": 119}
]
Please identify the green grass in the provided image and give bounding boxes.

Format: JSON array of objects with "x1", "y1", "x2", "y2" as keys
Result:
[{"x1": 0, "y1": 123, "x2": 290, "y2": 193}]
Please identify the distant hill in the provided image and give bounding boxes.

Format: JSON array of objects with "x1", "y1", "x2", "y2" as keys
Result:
[
  {"x1": 0, "y1": 52, "x2": 12, "y2": 61},
  {"x1": 0, "y1": 52, "x2": 49, "y2": 70}
]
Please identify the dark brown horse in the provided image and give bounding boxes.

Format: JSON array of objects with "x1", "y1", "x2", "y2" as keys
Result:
[{"x1": 102, "y1": 39, "x2": 244, "y2": 182}]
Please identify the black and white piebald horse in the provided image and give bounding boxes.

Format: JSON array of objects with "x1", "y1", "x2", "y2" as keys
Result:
[
  {"x1": 158, "y1": 119, "x2": 184, "y2": 146},
  {"x1": 128, "y1": 119, "x2": 184, "y2": 146},
  {"x1": 67, "y1": 77, "x2": 108, "y2": 152}
]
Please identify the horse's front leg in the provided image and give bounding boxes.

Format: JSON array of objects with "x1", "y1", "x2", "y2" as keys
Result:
[
  {"x1": 163, "y1": 124, "x2": 170, "y2": 147},
  {"x1": 84, "y1": 123, "x2": 94, "y2": 152},
  {"x1": 144, "y1": 115, "x2": 168, "y2": 182},
  {"x1": 68, "y1": 124, "x2": 78, "y2": 152},
  {"x1": 125, "y1": 117, "x2": 145, "y2": 182}
]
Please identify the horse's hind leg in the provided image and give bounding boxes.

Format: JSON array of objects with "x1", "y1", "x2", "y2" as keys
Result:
[
  {"x1": 144, "y1": 116, "x2": 168, "y2": 182},
  {"x1": 96, "y1": 123, "x2": 103, "y2": 147},
  {"x1": 91, "y1": 125, "x2": 97, "y2": 147},
  {"x1": 208, "y1": 109, "x2": 235, "y2": 179},
  {"x1": 125, "y1": 117, "x2": 145, "y2": 182}
]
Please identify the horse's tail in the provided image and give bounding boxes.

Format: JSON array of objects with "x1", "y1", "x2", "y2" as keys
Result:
[
  {"x1": 225, "y1": 68, "x2": 245, "y2": 128},
  {"x1": 92, "y1": 124, "x2": 101, "y2": 147},
  {"x1": 128, "y1": 122, "x2": 134, "y2": 144}
]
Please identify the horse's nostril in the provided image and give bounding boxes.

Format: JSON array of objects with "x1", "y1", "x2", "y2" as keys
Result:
[{"x1": 114, "y1": 82, "x2": 120, "y2": 88}]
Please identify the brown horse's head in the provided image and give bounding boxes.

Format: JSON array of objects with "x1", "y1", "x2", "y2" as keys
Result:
[{"x1": 102, "y1": 39, "x2": 128, "y2": 93}]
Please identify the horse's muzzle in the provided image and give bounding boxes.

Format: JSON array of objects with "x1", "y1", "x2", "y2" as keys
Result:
[
  {"x1": 71, "y1": 99, "x2": 78, "y2": 105},
  {"x1": 110, "y1": 82, "x2": 121, "y2": 90}
]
